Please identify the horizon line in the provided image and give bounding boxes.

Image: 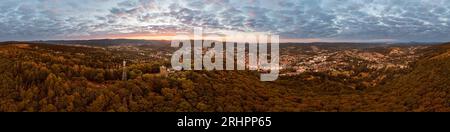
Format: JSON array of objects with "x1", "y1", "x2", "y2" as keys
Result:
[{"x1": 0, "y1": 38, "x2": 447, "y2": 44}]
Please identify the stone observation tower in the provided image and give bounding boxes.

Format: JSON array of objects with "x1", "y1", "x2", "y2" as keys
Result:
[
  {"x1": 160, "y1": 66, "x2": 168, "y2": 77},
  {"x1": 122, "y1": 60, "x2": 127, "y2": 81}
]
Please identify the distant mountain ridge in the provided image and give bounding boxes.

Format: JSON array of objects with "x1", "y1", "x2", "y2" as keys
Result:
[
  {"x1": 31, "y1": 39, "x2": 171, "y2": 47},
  {"x1": 27, "y1": 39, "x2": 443, "y2": 47}
]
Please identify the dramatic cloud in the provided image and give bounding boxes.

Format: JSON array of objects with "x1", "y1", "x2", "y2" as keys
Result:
[{"x1": 0, "y1": 0, "x2": 449, "y2": 42}]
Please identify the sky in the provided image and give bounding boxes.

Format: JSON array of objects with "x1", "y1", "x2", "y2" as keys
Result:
[{"x1": 0, "y1": 0, "x2": 450, "y2": 42}]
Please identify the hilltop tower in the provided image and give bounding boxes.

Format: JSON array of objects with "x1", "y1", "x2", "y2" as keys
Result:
[
  {"x1": 122, "y1": 60, "x2": 127, "y2": 81},
  {"x1": 160, "y1": 66, "x2": 168, "y2": 77}
]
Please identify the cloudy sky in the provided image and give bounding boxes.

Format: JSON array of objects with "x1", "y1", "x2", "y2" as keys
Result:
[{"x1": 1, "y1": 0, "x2": 450, "y2": 42}]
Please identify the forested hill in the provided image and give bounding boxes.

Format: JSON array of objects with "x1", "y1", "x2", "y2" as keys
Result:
[
  {"x1": 368, "y1": 43, "x2": 450, "y2": 111},
  {"x1": 0, "y1": 42, "x2": 301, "y2": 112},
  {"x1": 0, "y1": 42, "x2": 448, "y2": 112}
]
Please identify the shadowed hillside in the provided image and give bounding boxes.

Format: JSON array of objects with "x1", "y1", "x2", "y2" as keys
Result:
[{"x1": 369, "y1": 43, "x2": 450, "y2": 111}]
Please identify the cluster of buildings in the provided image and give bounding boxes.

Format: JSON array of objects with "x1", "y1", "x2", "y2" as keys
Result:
[{"x1": 279, "y1": 46, "x2": 428, "y2": 76}]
